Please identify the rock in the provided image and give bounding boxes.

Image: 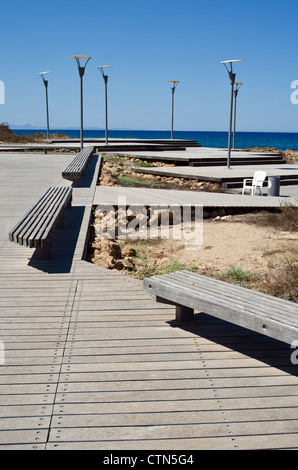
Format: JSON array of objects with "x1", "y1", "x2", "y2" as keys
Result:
[
  {"x1": 149, "y1": 210, "x2": 175, "y2": 226},
  {"x1": 209, "y1": 210, "x2": 218, "y2": 218},
  {"x1": 217, "y1": 208, "x2": 226, "y2": 217},
  {"x1": 121, "y1": 245, "x2": 137, "y2": 257},
  {"x1": 122, "y1": 258, "x2": 134, "y2": 271},
  {"x1": 92, "y1": 239, "x2": 122, "y2": 259},
  {"x1": 93, "y1": 253, "x2": 115, "y2": 269},
  {"x1": 101, "y1": 240, "x2": 122, "y2": 258},
  {"x1": 92, "y1": 239, "x2": 102, "y2": 250},
  {"x1": 113, "y1": 259, "x2": 125, "y2": 271}
]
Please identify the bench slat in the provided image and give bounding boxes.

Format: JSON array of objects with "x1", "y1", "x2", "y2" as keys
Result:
[
  {"x1": 149, "y1": 277, "x2": 298, "y2": 328},
  {"x1": 39, "y1": 188, "x2": 72, "y2": 246},
  {"x1": 155, "y1": 271, "x2": 298, "y2": 322},
  {"x1": 9, "y1": 187, "x2": 57, "y2": 245},
  {"x1": 170, "y1": 270, "x2": 298, "y2": 311},
  {"x1": 62, "y1": 146, "x2": 94, "y2": 180},
  {"x1": 15, "y1": 188, "x2": 66, "y2": 247},
  {"x1": 31, "y1": 187, "x2": 71, "y2": 247},
  {"x1": 19, "y1": 188, "x2": 64, "y2": 247},
  {"x1": 143, "y1": 270, "x2": 298, "y2": 345},
  {"x1": 8, "y1": 186, "x2": 72, "y2": 258},
  {"x1": 151, "y1": 270, "x2": 298, "y2": 315}
]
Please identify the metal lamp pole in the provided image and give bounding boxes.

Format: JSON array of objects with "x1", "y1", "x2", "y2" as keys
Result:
[
  {"x1": 98, "y1": 65, "x2": 113, "y2": 145},
  {"x1": 233, "y1": 82, "x2": 243, "y2": 149},
  {"x1": 168, "y1": 80, "x2": 179, "y2": 140},
  {"x1": 221, "y1": 60, "x2": 244, "y2": 168},
  {"x1": 71, "y1": 56, "x2": 91, "y2": 149},
  {"x1": 38, "y1": 71, "x2": 51, "y2": 141}
]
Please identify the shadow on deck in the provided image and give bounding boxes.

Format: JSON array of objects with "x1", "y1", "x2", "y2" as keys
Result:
[{"x1": 168, "y1": 312, "x2": 298, "y2": 377}]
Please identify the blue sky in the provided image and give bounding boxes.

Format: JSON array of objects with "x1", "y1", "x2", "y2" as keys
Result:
[{"x1": 1, "y1": 0, "x2": 298, "y2": 132}]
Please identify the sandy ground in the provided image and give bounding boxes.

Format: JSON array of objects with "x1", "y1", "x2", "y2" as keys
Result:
[
  {"x1": 89, "y1": 210, "x2": 298, "y2": 287},
  {"x1": 130, "y1": 213, "x2": 298, "y2": 275}
]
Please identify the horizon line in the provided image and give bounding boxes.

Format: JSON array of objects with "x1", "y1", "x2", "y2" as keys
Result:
[{"x1": 9, "y1": 126, "x2": 298, "y2": 134}]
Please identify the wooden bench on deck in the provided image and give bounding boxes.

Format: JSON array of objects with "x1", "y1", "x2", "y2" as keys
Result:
[
  {"x1": 143, "y1": 270, "x2": 298, "y2": 345},
  {"x1": 9, "y1": 186, "x2": 72, "y2": 259},
  {"x1": 62, "y1": 146, "x2": 95, "y2": 182}
]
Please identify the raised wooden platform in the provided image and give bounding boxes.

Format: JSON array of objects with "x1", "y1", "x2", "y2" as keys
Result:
[
  {"x1": 113, "y1": 146, "x2": 284, "y2": 166},
  {"x1": 0, "y1": 139, "x2": 199, "y2": 155},
  {"x1": 133, "y1": 164, "x2": 298, "y2": 189},
  {"x1": 93, "y1": 186, "x2": 298, "y2": 210},
  {"x1": 0, "y1": 151, "x2": 298, "y2": 450}
]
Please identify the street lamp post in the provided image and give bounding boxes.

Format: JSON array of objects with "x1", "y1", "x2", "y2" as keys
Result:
[
  {"x1": 71, "y1": 55, "x2": 91, "y2": 149},
  {"x1": 233, "y1": 82, "x2": 243, "y2": 149},
  {"x1": 221, "y1": 60, "x2": 244, "y2": 168},
  {"x1": 168, "y1": 80, "x2": 179, "y2": 140},
  {"x1": 98, "y1": 65, "x2": 113, "y2": 145},
  {"x1": 38, "y1": 71, "x2": 51, "y2": 141}
]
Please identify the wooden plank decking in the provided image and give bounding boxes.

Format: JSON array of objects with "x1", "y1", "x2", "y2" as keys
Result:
[
  {"x1": 0, "y1": 152, "x2": 298, "y2": 450},
  {"x1": 93, "y1": 186, "x2": 298, "y2": 209}
]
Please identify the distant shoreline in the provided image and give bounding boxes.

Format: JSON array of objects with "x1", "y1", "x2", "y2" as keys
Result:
[
  {"x1": 11, "y1": 128, "x2": 298, "y2": 134},
  {"x1": 11, "y1": 128, "x2": 298, "y2": 151}
]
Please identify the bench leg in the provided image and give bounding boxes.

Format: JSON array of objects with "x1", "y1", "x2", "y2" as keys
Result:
[
  {"x1": 34, "y1": 240, "x2": 52, "y2": 259},
  {"x1": 176, "y1": 305, "x2": 194, "y2": 322}
]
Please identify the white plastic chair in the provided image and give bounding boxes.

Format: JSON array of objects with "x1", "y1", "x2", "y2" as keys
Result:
[{"x1": 242, "y1": 171, "x2": 267, "y2": 196}]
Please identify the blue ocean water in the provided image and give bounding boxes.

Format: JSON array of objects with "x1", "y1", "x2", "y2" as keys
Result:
[{"x1": 13, "y1": 129, "x2": 298, "y2": 151}]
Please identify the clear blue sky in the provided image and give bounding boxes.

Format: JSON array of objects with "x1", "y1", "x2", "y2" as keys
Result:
[{"x1": 1, "y1": 0, "x2": 298, "y2": 132}]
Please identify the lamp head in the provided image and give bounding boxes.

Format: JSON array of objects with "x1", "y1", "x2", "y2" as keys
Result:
[
  {"x1": 98, "y1": 65, "x2": 114, "y2": 76},
  {"x1": 168, "y1": 80, "x2": 179, "y2": 91},
  {"x1": 221, "y1": 59, "x2": 244, "y2": 73},
  {"x1": 221, "y1": 59, "x2": 244, "y2": 64},
  {"x1": 38, "y1": 71, "x2": 52, "y2": 85},
  {"x1": 71, "y1": 55, "x2": 92, "y2": 60},
  {"x1": 71, "y1": 56, "x2": 91, "y2": 77}
]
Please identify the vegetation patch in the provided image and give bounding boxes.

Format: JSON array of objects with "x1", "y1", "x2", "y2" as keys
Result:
[
  {"x1": 115, "y1": 174, "x2": 166, "y2": 188},
  {"x1": 216, "y1": 266, "x2": 260, "y2": 288},
  {"x1": 98, "y1": 155, "x2": 223, "y2": 192},
  {"x1": 256, "y1": 205, "x2": 298, "y2": 232},
  {"x1": 257, "y1": 260, "x2": 298, "y2": 302},
  {"x1": 0, "y1": 123, "x2": 68, "y2": 143}
]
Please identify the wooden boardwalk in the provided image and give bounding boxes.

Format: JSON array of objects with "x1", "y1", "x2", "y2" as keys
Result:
[
  {"x1": 0, "y1": 152, "x2": 298, "y2": 450},
  {"x1": 133, "y1": 163, "x2": 298, "y2": 186},
  {"x1": 94, "y1": 186, "x2": 298, "y2": 209}
]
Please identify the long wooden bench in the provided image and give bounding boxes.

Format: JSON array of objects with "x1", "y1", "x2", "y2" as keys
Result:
[
  {"x1": 143, "y1": 270, "x2": 298, "y2": 345},
  {"x1": 62, "y1": 146, "x2": 95, "y2": 181},
  {"x1": 9, "y1": 186, "x2": 72, "y2": 259}
]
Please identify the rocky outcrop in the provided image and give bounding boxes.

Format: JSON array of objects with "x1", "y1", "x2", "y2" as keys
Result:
[{"x1": 91, "y1": 238, "x2": 135, "y2": 271}]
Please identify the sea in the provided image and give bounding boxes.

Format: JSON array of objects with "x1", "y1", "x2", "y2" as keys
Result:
[{"x1": 13, "y1": 129, "x2": 298, "y2": 151}]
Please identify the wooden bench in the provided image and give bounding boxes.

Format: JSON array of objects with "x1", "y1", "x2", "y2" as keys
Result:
[
  {"x1": 143, "y1": 270, "x2": 298, "y2": 345},
  {"x1": 9, "y1": 186, "x2": 72, "y2": 259},
  {"x1": 62, "y1": 146, "x2": 95, "y2": 181}
]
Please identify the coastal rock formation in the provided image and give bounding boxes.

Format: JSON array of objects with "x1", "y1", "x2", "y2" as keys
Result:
[{"x1": 91, "y1": 238, "x2": 135, "y2": 271}]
